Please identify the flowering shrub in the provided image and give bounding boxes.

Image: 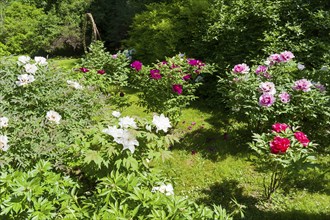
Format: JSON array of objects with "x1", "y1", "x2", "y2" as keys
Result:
[
  {"x1": 249, "y1": 123, "x2": 317, "y2": 199},
  {"x1": 129, "y1": 54, "x2": 215, "y2": 122},
  {"x1": 61, "y1": 112, "x2": 236, "y2": 219},
  {"x1": 79, "y1": 41, "x2": 131, "y2": 89},
  {"x1": 218, "y1": 51, "x2": 330, "y2": 144},
  {"x1": 0, "y1": 56, "x2": 106, "y2": 169}
]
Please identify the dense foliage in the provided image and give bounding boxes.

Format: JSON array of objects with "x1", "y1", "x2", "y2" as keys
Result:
[{"x1": 128, "y1": 0, "x2": 330, "y2": 68}]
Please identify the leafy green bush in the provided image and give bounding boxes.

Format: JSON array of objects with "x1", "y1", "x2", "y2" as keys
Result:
[
  {"x1": 0, "y1": 160, "x2": 80, "y2": 219},
  {"x1": 80, "y1": 41, "x2": 131, "y2": 88},
  {"x1": 127, "y1": 0, "x2": 209, "y2": 64}
]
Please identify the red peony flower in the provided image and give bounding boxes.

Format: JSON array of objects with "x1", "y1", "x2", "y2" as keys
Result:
[
  {"x1": 97, "y1": 69, "x2": 106, "y2": 75},
  {"x1": 294, "y1": 131, "x2": 310, "y2": 147},
  {"x1": 270, "y1": 136, "x2": 290, "y2": 154},
  {"x1": 272, "y1": 123, "x2": 289, "y2": 133}
]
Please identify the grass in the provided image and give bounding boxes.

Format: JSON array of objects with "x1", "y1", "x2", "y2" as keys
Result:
[{"x1": 58, "y1": 58, "x2": 330, "y2": 220}]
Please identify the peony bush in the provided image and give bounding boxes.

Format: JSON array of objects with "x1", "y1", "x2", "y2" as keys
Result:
[
  {"x1": 129, "y1": 54, "x2": 215, "y2": 122},
  {"x1": 249, "y1": 123, "x2": 317, "y2": 199},
  {"x1": 218, "y1": 51, "x2": 330, "y2": 144}
]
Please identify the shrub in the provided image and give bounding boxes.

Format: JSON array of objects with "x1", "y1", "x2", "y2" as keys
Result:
[
  {"x1": 80, "y1": 41, "x2": 131, "y2": 88},
  {"x1": 218, "y1": 51, "x2": 330, "y2": 145},
  {"x1": 249, "y1": 123, "x2": 317, "y2": 199},
  {"x1": 129, "y1": 54, "x2": 215, "y2": 122},
  {"x1": 0, "y1": 56, "x2": 106, "y2": 169}
]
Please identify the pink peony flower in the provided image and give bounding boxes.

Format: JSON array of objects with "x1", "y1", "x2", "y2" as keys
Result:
[
  {"x1": 272, "y1": 123, "x2": 289, "y2": 133},
  {"x1": 259, "y1": 93, "x2": 275, "y2": 107},
  {"x1": 278, "y1": 92, "x2": 290, "y2": 103},
  {"x1": 79, "y1": 67, "x2": 89, "y2": 73},
  {"x1": 294, "y1": 131, "x2": 310, "y2": 147},
  {"x1": 270, "y1": 136, "x2": 290, "y2": 154},
  {"x1": 293, "y1": 79, "x2": 312, "y2": 92},
  {"x1": 131, "y1": 61, "x2": 142, "y2": 71},
  {"x1": 263, "y1": 72, "x2": 272, "y2": 79},
  {"x1": 172, "y1": 84, "x2": 183, "y2": 95},
  {"x1": 259, "y1": 82, "x2": 276, "y2": 95},
  {"x1": 97, "y1": 69, "x2": 106, "y2": 75},
  {"x1": 314, "y1": 83, "x2": 326, "y2": 92},
  {"x1": 267, "y1": 54, "x2": 282, "y2": 65},
  {"x1": 255, "y1": 65, "x2": 268, "y2": 75},
  {"x1": 280, "y1": 51, "x2": 295, "y2": 62},
  {"x1": 232, "y1": 63, "x2": 250, "y2": 74},
  {"x1": 150, "y1": 69, "x2": 162, "y2": 80},
  {"x1": 183, "y1": 74, "x2": 192, "y2": 81},
  {"x1": 112, "y1": 54, "x2": 118, "y2": 59}
]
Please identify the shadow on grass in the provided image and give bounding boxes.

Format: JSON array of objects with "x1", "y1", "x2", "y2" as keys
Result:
[
  {"x1": 197, "y1": 179, "x2": 330, "y2": 220},
  {"x1": 172, "y1": 104, "x2": 255, "y2": 161}
]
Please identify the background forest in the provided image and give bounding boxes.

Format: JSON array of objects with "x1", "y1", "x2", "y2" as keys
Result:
[{"x1": 0, "y1": 0, "x2": 329, "y2": 69}]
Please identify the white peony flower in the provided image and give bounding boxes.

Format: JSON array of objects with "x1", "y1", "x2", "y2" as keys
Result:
[
  {"x1": 118, "y1": 116, "x2": 137, "y2": 129},
  {"x1": 103, "y1": 126, "x2": 124, "y2": 142},
  {"x1": 67, "y1": 80, "x2": 83, "y2": 90},
  {"x1": 145, "y1": 124, "x2": 152, "y2": 132},
  {"x1": 17, "y1": 55, "x2": 31, "y2": 66},
  {"x1": 152, "y1": 184, "x2": 174, "y2": 196},
  {"x1": 119, "y1": 130, "x2": 139, "y2": 153},
  {"x1": 103, "y1": 126, "x2": 139, "y2": 153},
  {"x1": 34, "y1": 56, "x2": 48, "y2": 66},
  {"x1": 297, "y1": 63, "x2": 305, "y2": 70},
  {"x1": 112, "y1": 111, "x2": 121, "y2": 118},
  {"x1": 152, "y1": 114, "x2": 171, "y2": 133},
  {"x1": 0, "y1": 135, "x2": 9, "y2": 151},
  {"x1": 46, "y1": 110, "x2": 61, "y2": 124},
  {"x1": 0, "y1": 117, "x2": 9, "y2": 128},
  {"x1": 24, "y1": 63, "x2": 38, "y2": 74},
  {"x1": 16, "y1": 74, "x2": 35, "y2": 86}
]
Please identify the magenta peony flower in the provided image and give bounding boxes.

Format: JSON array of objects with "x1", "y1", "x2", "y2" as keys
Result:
[
  {"x1": 131, "y1": 61, "x2": 142, "y2": 71},
  {"x1": 293, "y1": 79, "x2": 312, "y2": 92},
  {"x1": 270, "y1": 136, "x2": 290, "y2": 154},
  {"x1": 172, "y1": 84, "x2": 183, "y2": 95},
  {"x1": 259, "y1": 93, "x2": 275, "y2": 107},
  {"x1": 183, "y1": 74, "x2": 192, "y2": 81},
  {"x1": 79, "y1": 67, "x2": 89, "y2": 73},
  {"x1": 150, "y1": 69, "x2": 162, "y2": 80},
  {"x1": 263, "y1": 72, "x2": 272, "y2": 79},
  {"x1": 255, "y1": 65, "x2": 268, "y2": 75},
  {"x1": 272, "y1": 123, "x2": 289, "y2": 133},
  {"x1": 97, "y1": 69, "x2": 106, "y2": 75},
  {"x1": 232, "y1": 63, "x2": 250, "y2": 74},
  {"x1": 278, "y1": 92, "x2": 290, "y2": 103},
  {"x1": 187, "y1": 59, "x2": 205, "y2": 70},
  {"x1": 280, "y1": 51, "x2": 295, "y2": 62}
]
